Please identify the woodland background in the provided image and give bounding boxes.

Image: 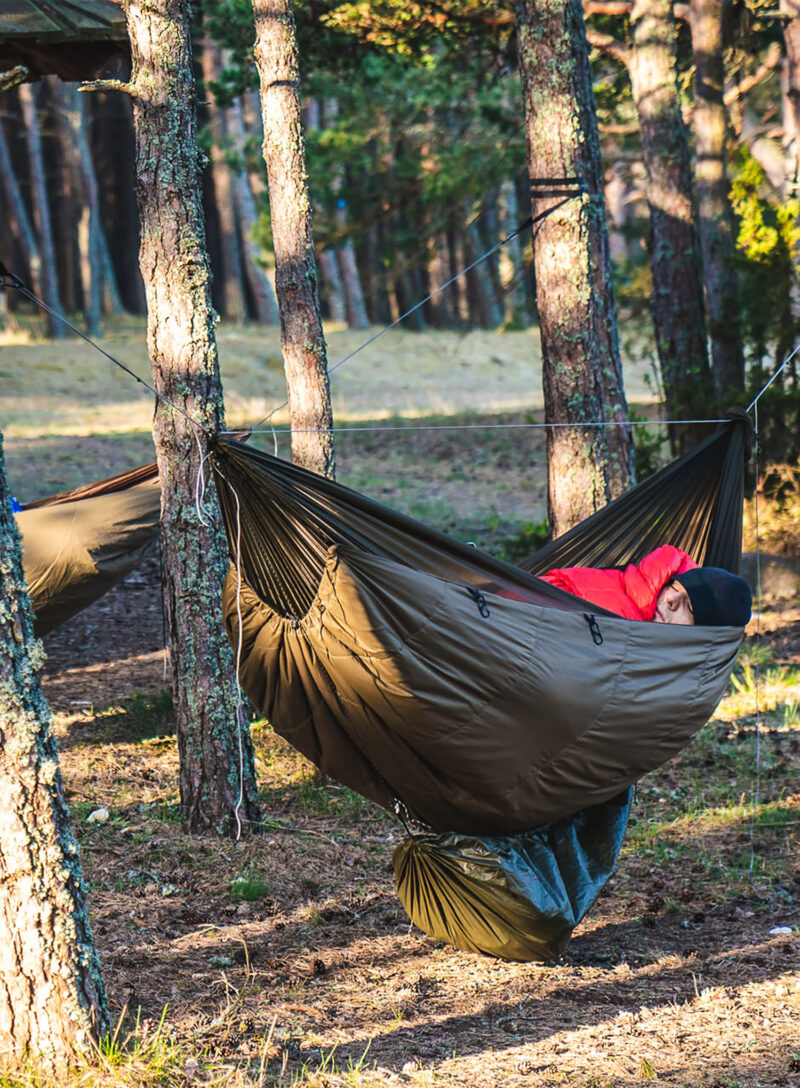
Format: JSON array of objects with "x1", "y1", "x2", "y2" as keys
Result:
[
  {"x1": 2, "y1": 0, "x2": 800, "y2": 471},
  {"x1": 2, "y1": 2, "x2": 800, "y2": 1086}
]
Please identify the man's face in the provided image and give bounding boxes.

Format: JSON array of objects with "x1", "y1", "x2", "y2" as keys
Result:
[{"x1": 653, "y1": 580, "x2": 695, "y2": 625}]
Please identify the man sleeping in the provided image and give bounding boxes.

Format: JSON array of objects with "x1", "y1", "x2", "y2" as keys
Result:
[{"x1": 541, "y1": 544, "x2": 752, "y2": 627}]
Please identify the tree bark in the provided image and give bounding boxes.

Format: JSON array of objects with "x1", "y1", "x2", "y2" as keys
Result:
[
  {"x1": 50, "y1": 79, "x2": 106, "y2": 337},
  {"x1": 498, "y1": 177, "x2": 529, "y2": 326},
  {"x1": 0, "y1": 118, "x2": 43, "y2": 295},
  {"x1": 253, "y1": 0, "x2": 335, "y2": 477},
  {"x1": 687, "y1": 0, "x2": 744, "y2": 399},
  {"x1": 782, "y1": 0, "x2": 800, "y2": 190},
  {"x1": 319, "y1": 247, "x2": 347, "y2": 323},
  {"x1": 18, "y1": 83, "x2": 65, "y2": 336},
  {"x1": 113, "y1": 0, "x2": 261, "y2": 836},
  {"x1": 324, "y1": 99, "x2": 370, "y2": 330},
  {"x1": 225, "y1": 96, "x2": 280, "y2": 325},
  {"x1": 200, "y1": 38, "x2": 247, "y2": 322},
  {"x1": 516, "y1": 0, "x2": 634, "y2": 537},
  {"x1": 0, "y1": 427, "x2": 108, "y2": 1069},
  {"x1": 627, "y1": 0, "x2": 714, "y2": 452}
]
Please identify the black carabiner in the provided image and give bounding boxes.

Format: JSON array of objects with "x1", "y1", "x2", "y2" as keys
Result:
[
  {"x1": 467, "y1": 586, "x2": 491, "y2": 619},
  {"x1": 584, "y1": 613, "x2": 604, "y2": 645}
]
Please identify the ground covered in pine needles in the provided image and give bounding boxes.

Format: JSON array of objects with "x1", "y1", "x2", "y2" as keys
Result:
[
  {"x1": 40, "y1": 568, "x2": 800, "y2": 1088},
  {"x1": 4, "y1": 322, "x2": 800, "y2": 1086}
]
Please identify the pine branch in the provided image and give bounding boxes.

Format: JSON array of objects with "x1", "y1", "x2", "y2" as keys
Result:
[
  {"x1": 0, "y1": 66, "x2": 29, "y2": 93},
  {"x1": 78, "y1": 79, "x2": 137, "y2": 97},
  {"x1": 585, "y1": 27, "x2": 631, "y2": 67},
  {"x1": 723, "y1": 41, "x2": 782, "y2": 106}
]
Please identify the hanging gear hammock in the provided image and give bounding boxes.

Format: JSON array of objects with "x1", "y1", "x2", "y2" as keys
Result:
[
  {"x1": 16, "y1": 462, "x2": 161, "y2": 635},
  {"x1": 208, "y1": 415, "x2": 749, "y2": 960}
]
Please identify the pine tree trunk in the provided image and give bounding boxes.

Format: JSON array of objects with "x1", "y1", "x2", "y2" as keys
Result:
[
  {"x1": 18, "y1": 82, "x2": 65, "y2": 338},
  {"x1": 89, "y1": 91, "x2": 142, "y2": 313},
  {"x1": 782, "y1": 0, "x2": 800, "y2": 189},
  {"x1": 426, "y1": 232, "x2": 452, "y2": 327},
  {"x1": 516, "y1": 0, "x2": 633, "y2": 535},
  {"x1": 324, "y1": 100, "x2": 369, "y2": 330},
  {"x1": 0, "y1": 118, "x2": 43, "y2": 295},
  {"x1": 200, "y1": 39, "x2": 247, "y2": 322},
  {"x1": 225, "y1": 96, "x2": 280, "y2": 325},
  {"x1": 0, "y1": 428, "x2": 108, "y2": 1069},
  {"x1": 628, "y1": 0, "x2": 714, "y2": 453},
  {"x1": 116, "y1": 0, "x2": 261, "y2": 836},
  {"x1": 498, "y1": 178, "x2": 528, "y2": 326},
  {"x1": 97, "y1": 220, "x2": 126, "y2": 315},
  {"x1": 305, "y1": 98, "x2": 346, "y2": 323},
  {"x1": 449, "y1": 226, "x2": 470, "y2": 324},
  {"x1": 477, "y1": 195, "x2": 505, "y2": 327},
  {"x1": 51, "y1": 80, "x2": 105, "y2": 337},
  {"x1": 319, "y1": 248, "x2": 347, "y2": 322},
  {"x1": 688, "y1": 0, "x2": 744, "y2": 399},
  {"x1": 253, "y1": 0, "x2": 334, "y2": 477}
]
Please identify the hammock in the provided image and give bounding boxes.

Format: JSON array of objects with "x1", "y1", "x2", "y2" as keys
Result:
[
  {"x1": 208, "y1": 416, "x2": 749, "y2": 959},
  {"x1": 16, "y1": 462, "x2": 161, "y2": 635}
]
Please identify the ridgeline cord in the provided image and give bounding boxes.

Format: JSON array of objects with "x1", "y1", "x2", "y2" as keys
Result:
[{"x1": 229, "y1": 417, "x2": 731, "y2": 437}]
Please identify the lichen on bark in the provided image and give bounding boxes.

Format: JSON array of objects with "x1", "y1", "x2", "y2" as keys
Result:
[
  {"x1": 0, "y1": 428, "x2": 108, "y2": 1071},
  {"x1": 253, "y1": 0, "x2": 335, "y2": 479},
  {"x1": 121, "y1": 0, "x2": 261, "y2": 836},
  {"x1": 516, "y1": 0, "x2": 634, "y2": 536}
]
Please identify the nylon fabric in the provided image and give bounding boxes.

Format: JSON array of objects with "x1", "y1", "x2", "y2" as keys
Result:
[
  {"x1": 211, "y1": 418, "x2": 750, "y2": 960},
  {"x1": 393, "y1": 790, "x2": 631, "y2": 961},
  {"x1": 223, "y1": 541, "x2": 740, "y2": 834},
  {"x1": 17, "y1": 468, "x2": 161, "y2": 635}
]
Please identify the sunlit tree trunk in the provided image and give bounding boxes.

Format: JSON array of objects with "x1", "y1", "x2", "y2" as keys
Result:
[
  {"x1": 200, "y1": 38, "x2": 247, "y2": 322},
  {"x1": 782, "y1": 0, "x2": 800, "y2": 190},
  {"x1": 225, "y1": 96, "x2": 279, "y2": 325},
  {"x1": 627, "y1": 0, "x2": 713, "y2": 451},
  {"x1": 325, "y1": 99, "x2": 369, "y2": 330},
  {"x1": 88, "y1": 0, "x2": 262, "y2": 836},
  {"x1": 516, "y1": 0, "x2": 633, "y2": 536},
  {"x1": 18, "y1": 83, "x2": 65, "y2": 337},
  {"x1": 253, "y1": 0, "x2": 334, "y2": 477},
  {"x1": 0, "y1": 119, "x2": 42, "y2": 295},
  {"x1": 0, "y1": 426, "x2": 108, "y2": 1070},
  {"x1": 687, "y1": 0, "x2": 744, "y2": 399},
  {"x1": 499, "y1": 177, "x2": 529, "y2": 326},
  {"x1": 51, "y1": 79, "x2": 106, "y2": 337}
]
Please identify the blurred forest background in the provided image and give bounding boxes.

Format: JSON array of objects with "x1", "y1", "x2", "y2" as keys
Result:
[{"x1": 1, "y1": 0, "x2": 800, "y2": 460}]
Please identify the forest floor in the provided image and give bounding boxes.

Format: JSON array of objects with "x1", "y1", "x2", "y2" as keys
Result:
[{"x1": 4, "y1": 321, "x2": 800, "y2": 1087}]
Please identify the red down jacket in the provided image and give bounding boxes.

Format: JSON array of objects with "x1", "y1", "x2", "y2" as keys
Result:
[{"x1": 541, "y1": 545, "x2": 698, "y2": 621}]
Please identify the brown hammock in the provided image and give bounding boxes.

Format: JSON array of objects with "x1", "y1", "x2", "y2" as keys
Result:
[
  {"x1": 17, "y1": 462, "x2": 161, "y2": 635},
  {"x1": 208, "y1": 417, "x2": 749, "y2": 960}
]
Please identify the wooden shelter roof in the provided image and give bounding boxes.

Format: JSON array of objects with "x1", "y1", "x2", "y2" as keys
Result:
[{"x1": 0, "y1": 1, "x2": 128, "y2": 83}]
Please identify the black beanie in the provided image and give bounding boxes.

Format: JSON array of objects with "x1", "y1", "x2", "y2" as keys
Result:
[{"x1": 674, "y1": 568, "x2": 752, "y2": 627}]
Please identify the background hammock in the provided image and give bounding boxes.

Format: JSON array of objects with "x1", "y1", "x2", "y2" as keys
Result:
[
  {"x1": 16, "y1": 461, "x2": 161, "y2": 635},
  {"x1": 209, "y1": 416, "x2": 749, "y2": 960}
]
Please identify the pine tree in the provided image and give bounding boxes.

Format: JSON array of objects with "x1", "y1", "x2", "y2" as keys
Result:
[
  {"x1": 516, "y1": 0, "x2": 634, "y2": 535},
  {"x1": 252, "y1": 0, "x2": 335, "y2": 476},
  {"x1": 0, "y1": 426, "x2": 108, "y2": 1069},
  {"x1": 83, "y1": 0, "x2": 261, "y2": 836}
]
